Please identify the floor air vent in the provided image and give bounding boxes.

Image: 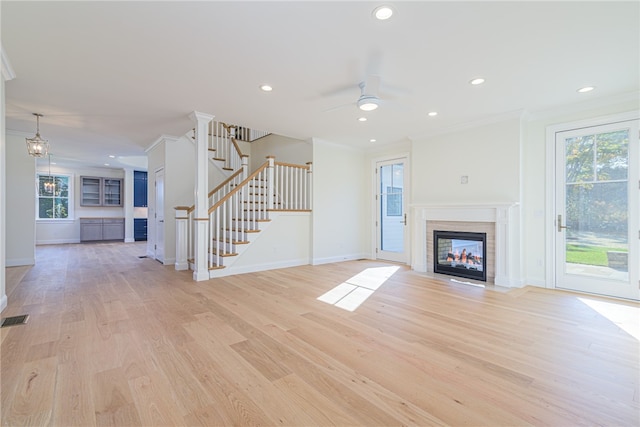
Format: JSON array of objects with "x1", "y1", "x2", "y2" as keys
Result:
[{"x1": 1, "y1": 314, "x2": 29, "y2": 328}]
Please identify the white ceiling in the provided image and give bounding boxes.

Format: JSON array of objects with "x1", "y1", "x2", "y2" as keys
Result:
[{"x1": 3, "y1": 1, "x2": 639, "y2": 170}]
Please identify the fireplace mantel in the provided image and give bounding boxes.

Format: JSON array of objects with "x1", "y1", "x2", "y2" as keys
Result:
[{"x1": 410, "y1": 203, "x2": 522, "y2": 287}]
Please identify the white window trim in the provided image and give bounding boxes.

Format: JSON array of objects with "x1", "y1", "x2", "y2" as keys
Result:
[{"x1": 36, "y1": 172, "x2": 75, "y2": 221}]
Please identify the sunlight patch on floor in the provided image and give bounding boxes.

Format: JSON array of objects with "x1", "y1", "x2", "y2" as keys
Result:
[
  {"x1": 579, "y1": 297, "x2": 640, "y2": 341},
  {"x1": 317, "y1": 266, "x2": 400, "y2": 312}
]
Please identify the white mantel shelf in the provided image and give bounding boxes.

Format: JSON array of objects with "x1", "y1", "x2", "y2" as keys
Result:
[{"x1": 411, "y1": 203, "x2": 522, "y2": 288}]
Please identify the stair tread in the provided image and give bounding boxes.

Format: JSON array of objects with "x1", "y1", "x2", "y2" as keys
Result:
[
  {"x1": 212, "y1": 238, "x2": 249, "y2": 245},
  {"x1": 225, "y1": 228, "x2": 261, "y2": 233},
  {"x1": 210, "y1": 250, "x2": 238, "y2": 257}
]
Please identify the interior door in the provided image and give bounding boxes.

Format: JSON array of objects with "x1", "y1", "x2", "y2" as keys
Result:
[
  {"x1": 155, "y1": 168, "x2": 165, "y2": 263},
  {"x1": 376, "y1": 158, "x2": 408, "y2": 263},
  {"x1": 554, "y1": 120, "x2": 639, "y2": 300}
]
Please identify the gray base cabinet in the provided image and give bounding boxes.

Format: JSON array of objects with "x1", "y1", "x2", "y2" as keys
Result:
[{"x1": 80, "y1": 218, "x2": 124, "y2": 242}]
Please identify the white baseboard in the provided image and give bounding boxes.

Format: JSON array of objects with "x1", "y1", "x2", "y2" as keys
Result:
[
  {"x1": 36, "y1": 239, "x2": 80, "y2": 245},
  {"x1": 312, "y1": 253, "x2": 368, "y2": 265},
  {"x1": 6, "y1": 258, "x2": 35, "y2": 267},
  {"x1": 224, "y1": 258, "x2": 310, "y2": 276},
  {"x1": 524, "y1": 278, "x2": 546, "y2": 288},
  {"x1": 124, "y1": 237, "x2": 135, "y2": 243},
  {"x1": 175, "y1": 262, "x2": 189, "y2": 271},
  {"x1": 0, "y1": 294, "x2": 7, "y2": 312}
]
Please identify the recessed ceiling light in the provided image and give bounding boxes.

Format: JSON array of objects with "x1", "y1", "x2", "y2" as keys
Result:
[
  {"x1": 428, "y1": 111, "x2": 438, "y2": 117},
  {"x1": 260, "y1": 84, "x2": 273, "y2": 92},
  {"x1": 577, "y1": 86, "x2": 595, "y2": 93},
  {"x1": 370, "y1": 139, "x2": 376, "y2": 142},
  {"x1": 108, "y1": 155, "x2": 115, "y2": 158},
  {"x1": 373, "y1": 5, "x2": 394, "y2": 20},
  {"x1": 470, "y1": 78, "x2": 485, "y2": 85},
  {"x1": 358, "y1": 117, "x2": 368, "y2": 122},
  {"x1": 104, "y1": 163, "x2": 110, "y2": 166}
]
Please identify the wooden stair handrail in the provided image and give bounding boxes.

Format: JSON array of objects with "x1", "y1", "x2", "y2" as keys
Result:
[
  {"x1": 208, "y1": 161, "x2": 269, "y2": 214},
  {"x1": 183, "y1": 168, "x2": 244, "y2": 214}
]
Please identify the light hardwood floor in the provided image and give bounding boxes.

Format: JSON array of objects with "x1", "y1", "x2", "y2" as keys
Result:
[{"x1": 1, "y1": 242, "x2": 638, "y2": 426}]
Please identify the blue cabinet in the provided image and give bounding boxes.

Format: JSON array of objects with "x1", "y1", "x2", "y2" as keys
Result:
[
  {"x1": 134, "y1": 218, "x2": 147, "y2": 241},
  {"x1": 134, "y1": 171, "x2": 147, "y2": 207}
]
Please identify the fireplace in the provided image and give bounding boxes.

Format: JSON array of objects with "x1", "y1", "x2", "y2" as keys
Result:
[
  {"x1": 433, "y1": 230, "x2": 487, "y2": 282},
  {"x1": 411, "y1": 203, "x2": 520, "y2": 287}
]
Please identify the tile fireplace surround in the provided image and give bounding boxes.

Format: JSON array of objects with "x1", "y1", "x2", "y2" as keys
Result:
[{"x1": 411, "y1": 203, "x2": 521, "y2": 287}]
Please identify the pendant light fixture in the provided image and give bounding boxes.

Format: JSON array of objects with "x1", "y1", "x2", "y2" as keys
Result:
[
  {"x1": 43, "y1": 154, "x2": 55, "y2": 194},
  {"x1": 25, "y1": 113, "x2": 49, "y2": 158}
]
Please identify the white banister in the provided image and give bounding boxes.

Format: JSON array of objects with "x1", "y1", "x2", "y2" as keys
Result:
[
  {"x1": 267, "y1": 156, "x2": 275, "y2": 210},
  {"x1": 272, "y1": 161, "x2": 312, "y2": 210}
]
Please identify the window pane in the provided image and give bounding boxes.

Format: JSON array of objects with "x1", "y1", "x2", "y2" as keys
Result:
[
  {"x1": 566, "y1": 135, "x2": 594, "y2": 183},
  {"x1": 55, "y1": 176, "x2": 69, "y2": 197},
  {"x1": 39, "y1": 175, "x2": 55, "y2": 196},
  {"x1": 54, "y1": 198, "x2": 69, "y2": 218},
  {"x1": 39, "y1": 198, "x2": 54, "y2": 219},
  {"x1": 566, "y1": 180, "x2": 628, "y2": 273},
  {"x1": 596, "y1": 130, "x2": 628, "y2": 181}
]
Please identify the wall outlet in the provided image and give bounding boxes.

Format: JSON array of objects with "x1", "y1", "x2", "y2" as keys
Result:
[{"x1": 460, "y1": 175, "x2": 469, "y2": 184}]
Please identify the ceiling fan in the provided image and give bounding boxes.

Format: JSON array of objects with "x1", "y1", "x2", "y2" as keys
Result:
[
  {"x1": 323, "y1": 75, "x2": 385, "y2": 113},
  {"x1": 356, "y1": 75, "x2": 381, "y2": 111}
]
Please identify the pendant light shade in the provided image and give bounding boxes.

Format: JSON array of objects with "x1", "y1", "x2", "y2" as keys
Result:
[{"x1": 26, "y1": 113, "x2": 49, "y2": 158}]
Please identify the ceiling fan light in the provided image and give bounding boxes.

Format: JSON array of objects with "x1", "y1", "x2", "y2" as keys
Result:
[{"x1": 358, "y1": 96, "x2": 379, "y2": 111}]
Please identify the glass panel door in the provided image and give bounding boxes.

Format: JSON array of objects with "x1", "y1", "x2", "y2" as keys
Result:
[
  {"x1": 555, "y1": 120, "x2": 639, "y2": 300},
  {"x1": 377, "y1": 158, "x2": 408, "y2": 263}
]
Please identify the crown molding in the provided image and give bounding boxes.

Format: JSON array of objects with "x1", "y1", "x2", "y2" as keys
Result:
[
  {"x1": 6, "y1": 129, "x2": 32, "y2": 138},
  {"x1": 409, "y1": 109, "x2": 525, "y2": 141},
  {"x1": 188, "y1": 111, "x2": 215, "y2": 123},
  {"x1": 145, "y1": 134, "x2": 180, "y2": 153},
  {"x1": 523, "y1": 91, "x2": 640, "y2": 122},
  {"x1": 1, "y1": 46, "x2": 16, "y2": 81}
]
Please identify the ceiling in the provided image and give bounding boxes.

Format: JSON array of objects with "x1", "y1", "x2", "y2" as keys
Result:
[{"x1": 3, "y1": 1, "x2": 639, "y2": 170}]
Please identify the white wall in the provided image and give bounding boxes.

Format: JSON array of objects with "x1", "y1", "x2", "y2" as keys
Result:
[
  {"x1": 34, "y1": 165, "x2": 125, "y2": 244},
  {"x1": 249, "y1": 134, "x2": 312, "y2": 172},
  {"x1": 164, "y1": 136, "x2": 195, "y2": 264},
  {"x1": 230, "y1": 212, "x2": 311, "y2": 273},
  {"x1": 1, "y1": 48, "x2": 15, "y2": 312},
  {"x1": 5, "y1": 132, "x2": 35, "y2": 266},
  {"x1": 311, "y1": 139, "x2": 368, "y2": 264},
  {"x1": 411, "y1": 117, "x2": 521, "y2": 205}
]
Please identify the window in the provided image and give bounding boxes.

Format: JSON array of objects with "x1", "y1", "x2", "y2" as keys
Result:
[
  {"x1": 37, "y1": 173, "x2": 72, "y2": 220},
  {"x1": 386, "y1": 186, "x2": 402, "y2": 216}
]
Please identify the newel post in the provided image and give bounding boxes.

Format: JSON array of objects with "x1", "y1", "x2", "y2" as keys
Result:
[
  {"x1": 189, "y1": 111, "x2": 214, "y2": 281},
  {"x1": 267, "y1": 156, "x2": 275, "y2": 210},
  {"x1": 241, "y1": 155, "x2": 249, "y2": 180},
  {"x1": 174, "y1": 206, "x2": 189, "y2": 271},
  {"x1": 306, "y1": 162, "x2": 313, "y2": 210}
]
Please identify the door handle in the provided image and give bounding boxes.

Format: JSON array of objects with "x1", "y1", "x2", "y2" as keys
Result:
[
  {"x1": 403, "y1": 213, "x2": 407, "y2": 226},
  {"x1": 557, "y1": 214, "x2": 569, "y2": 232}
]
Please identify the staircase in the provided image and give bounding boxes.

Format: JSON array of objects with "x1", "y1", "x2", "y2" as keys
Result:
[{"x1": 176, "y1": 120, "x2": 312, "y2": 279}]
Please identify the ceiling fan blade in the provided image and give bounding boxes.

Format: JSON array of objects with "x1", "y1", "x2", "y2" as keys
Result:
[{"x1": 322, "y1": 102, "x2": 355, "y2": 113}]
